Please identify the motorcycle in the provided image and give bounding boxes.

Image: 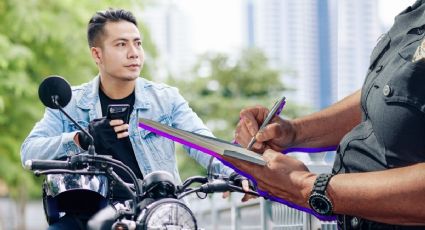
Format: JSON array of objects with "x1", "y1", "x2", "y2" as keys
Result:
[
  {"x1": 26, "y1": 76, "x2": 258, "y2": 229},
  {"x1": 25, "y1": 154, "x2": 257, "y2": 229}
]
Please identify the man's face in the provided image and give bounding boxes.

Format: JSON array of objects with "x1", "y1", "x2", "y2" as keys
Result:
[{"x1": 92, "y1": 20, "x2": 144, "y2": 82}]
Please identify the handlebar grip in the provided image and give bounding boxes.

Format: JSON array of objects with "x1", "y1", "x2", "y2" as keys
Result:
[
  {"x1": 200, "y1": 180, "x2": 230, "y2": 193},
  {"x1": 25, "y1": 159, "x2": 70, "y2": 170}
]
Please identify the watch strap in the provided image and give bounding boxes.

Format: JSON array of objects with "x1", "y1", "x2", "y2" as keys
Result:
[{"x1": 312, "y1": 173, "x2": 334, "y2": 194}]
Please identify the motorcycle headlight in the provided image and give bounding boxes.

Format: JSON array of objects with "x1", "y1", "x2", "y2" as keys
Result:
[{"x1": 137, "y1": 199, "x2": 197, "y2": 230}]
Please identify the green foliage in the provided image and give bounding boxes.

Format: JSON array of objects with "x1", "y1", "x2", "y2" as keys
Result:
[
  {"x1": 170, "y1": 48, "x2": 303, "y2": 179},
  {"x1": 0, "y1": 0, "x2": 156, "y2": 199},
  {"x1": 170, "y1": 48, "x2": 300, "y2": 140},
  {"x1": 176, "y1": 145, "x2": 207, "y2": 181}
]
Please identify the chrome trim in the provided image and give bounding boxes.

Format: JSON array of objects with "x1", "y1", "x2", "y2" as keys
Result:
[{"x1": 45, "y1": 174, "x2": 108, "y2": 198}]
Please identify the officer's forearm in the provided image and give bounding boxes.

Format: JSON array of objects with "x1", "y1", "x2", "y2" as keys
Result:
[
  {"x1": 327, "y1": 163, "x2": 425, "y2": 225},
  {"x1": 291, "y1": 90, "x2": 362, "y2": 148}
]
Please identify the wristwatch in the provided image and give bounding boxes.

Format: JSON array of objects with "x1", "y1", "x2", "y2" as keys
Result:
[{"x1": 308, "y1": 173, "x2": 334, "y2": 216}]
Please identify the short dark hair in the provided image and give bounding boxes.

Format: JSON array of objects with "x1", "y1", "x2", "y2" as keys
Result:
[{"x1": 87, "y1": 8, "x2": 138, "y2": 47}]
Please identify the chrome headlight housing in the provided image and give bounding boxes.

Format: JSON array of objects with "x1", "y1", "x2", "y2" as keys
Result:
[
  {"x1": 45, "y1": 173, "x2": 109, "y2": 197},
  {"x1": 137, "y1": 198, "x2": 197, "y2": 230},
  {"x1": 42, "y1": 173, "x2": 109, "y2": 224}
]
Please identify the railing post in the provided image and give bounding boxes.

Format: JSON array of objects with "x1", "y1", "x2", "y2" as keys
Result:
[
  {"x1": 211, "y1": 195, "x2": 218, "y2": 230},
  {"x1": 232, "y1": 196, "x2": 237, "y2": 230},
  {"x1": 261, "y1": 199, "x2": 271, "y2": 229},
  {"x1": 303, "y1": 212, "x2": 311, "y2": 230}
]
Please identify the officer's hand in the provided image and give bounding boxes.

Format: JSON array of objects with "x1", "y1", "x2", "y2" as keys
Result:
[
  {"x1": 235, "y1": 106, "x2": 296, "y2": 153},
  {"x1": 223, "y1": 149, "x2": 313, "y2": 208}
]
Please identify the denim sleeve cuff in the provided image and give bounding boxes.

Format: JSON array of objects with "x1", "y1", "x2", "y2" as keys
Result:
[
  {"x1": 210, "y1": 157, "x2": 234, "y2": 176},
  {"x1": 220, "y1": 164, "x2": 234, "y2": 176},
  {"x1": 62, "y1": 131, "x2": 83, "y2": 156}
]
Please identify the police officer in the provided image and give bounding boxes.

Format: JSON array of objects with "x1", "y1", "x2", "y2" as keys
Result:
[{"x1": 224, "y1": 0, "x2": 425, "y2": 229}]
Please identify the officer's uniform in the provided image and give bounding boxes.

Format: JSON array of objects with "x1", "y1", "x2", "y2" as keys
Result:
[{"x1": 333, "y1": 0, "x2": 425, "y2": 229}]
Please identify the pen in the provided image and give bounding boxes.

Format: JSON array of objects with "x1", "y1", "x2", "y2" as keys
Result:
[{"x1": 246, "y1": 96, "x2": 286, "y2": 150}]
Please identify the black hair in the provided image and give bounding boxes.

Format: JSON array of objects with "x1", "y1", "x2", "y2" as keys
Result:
[{"x1": 87, "y1": 8, "x2": 138, "y2": 47}]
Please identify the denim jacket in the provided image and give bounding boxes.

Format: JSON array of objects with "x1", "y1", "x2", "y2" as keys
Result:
[{"x1": 21, "y1": 76, "x2": 233, "y2": 184}]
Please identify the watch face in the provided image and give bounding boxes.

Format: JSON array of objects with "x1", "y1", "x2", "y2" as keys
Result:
[{"x1": 309, "y1": 193, "x2": 333, "y2": 215}]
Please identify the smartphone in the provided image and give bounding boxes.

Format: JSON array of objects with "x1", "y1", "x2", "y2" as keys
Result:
[{"x1": 106, "y1": 104, "x2": 130, "y2": 124}]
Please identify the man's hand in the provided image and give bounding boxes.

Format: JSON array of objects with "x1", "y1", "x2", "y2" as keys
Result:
[
  {"x1": 109, "y1": 119, "x2": 129, "y2": 139},
  {"x1": 222, "y1": 172, "x2": 258, "y2": 202},
  {"x1": 75, "y1": 118, "x2": 129, "y2": 152},
  {"x1": 222, "y1": 150, "x2": 316, "y2": 208},
  {"x1": 236, "y1": 106, "x2": 297, "y2": 153}
]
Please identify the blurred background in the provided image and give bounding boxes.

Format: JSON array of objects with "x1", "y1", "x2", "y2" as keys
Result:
[{"x1": 0, "y1": 0, "x2": 415, "y2": 229}]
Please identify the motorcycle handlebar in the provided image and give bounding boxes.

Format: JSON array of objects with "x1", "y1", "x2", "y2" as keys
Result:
[
  {"x1": 25, "y1": 159, "x2": 70, "y2": 171},
  {"x1": 199, "y1": 180, "x2": 231, "y2": 193},
  {"x1": 178, "y1": 178, "x2": 259, "y2": 199},
  {"x1": 200, "y1": 180, "x2": 259, "y2": 196}
]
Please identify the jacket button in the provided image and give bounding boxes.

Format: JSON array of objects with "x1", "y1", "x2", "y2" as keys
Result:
[{"x1": 383, "y1": 85, "x2": 392, "y2": 96}]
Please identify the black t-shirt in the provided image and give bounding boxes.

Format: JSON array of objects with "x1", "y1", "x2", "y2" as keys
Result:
[{"x1": 98, "y1": 88, "x2": 143, "y2": 199}]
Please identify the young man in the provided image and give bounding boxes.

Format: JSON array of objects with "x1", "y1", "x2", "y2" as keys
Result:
[
  {"x1": 225, "y1": 0, "x2": 425, "y2": 229},
  {"x1": 21, "y1": 8, "x2": 251, "y2": 229}
]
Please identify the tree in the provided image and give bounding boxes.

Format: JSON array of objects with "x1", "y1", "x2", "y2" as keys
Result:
[
  {"x1": 0, "y1": 1, "x2": 156, "y2": 229},
  {"x1": 169, "y1": 48, "x2": 305, "y2": 179}
]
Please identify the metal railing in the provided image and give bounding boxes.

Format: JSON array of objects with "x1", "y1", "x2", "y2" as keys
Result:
[
  {"x1": 189, "y1": 193, "x2": 337, "y2": 230},
  {"x1": 189, "y1": 160, "x2": 338, "y2": 230}
]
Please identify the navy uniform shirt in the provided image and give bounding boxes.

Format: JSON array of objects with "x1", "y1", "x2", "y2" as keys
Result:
[
  {"x1": 333, "y1": 0, "x2": 425, "y2": 174},
  {"x1": 333, "y1": 0, "x2": 425, "y2": 228}
]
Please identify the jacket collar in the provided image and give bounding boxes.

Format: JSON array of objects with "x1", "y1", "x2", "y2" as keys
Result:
[
  {"x1": 134, "y1": 77, "x2": 151, "y2": 110},
  {"x1": 389, "y1": 0, "x2": 425, "y2": 39},
  {"x1": 412, "y1": 0, "x2": 424, "y2": 11},
  {"x1": 76, "y1": 75, "x2": 151, "y2": 111}
]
